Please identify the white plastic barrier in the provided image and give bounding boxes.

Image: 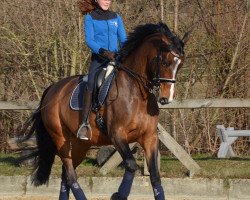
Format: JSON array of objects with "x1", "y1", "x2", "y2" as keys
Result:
[{"x1": 216, "y1": 125, "x2": 250, "y2": 158}]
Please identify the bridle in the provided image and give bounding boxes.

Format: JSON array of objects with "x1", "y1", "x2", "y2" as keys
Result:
[
  {"x1": 150, "y1": 48, "x2": 181, "y2": 97},
  {"x1": 117, "y1": 48, "x2": 181, "y2": 97},
  {"x1": 152, "y1": 50, "x2": 180, "y2": 85}
]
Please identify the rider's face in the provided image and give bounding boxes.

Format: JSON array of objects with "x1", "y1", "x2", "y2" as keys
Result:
[{"x1": 96, "y1": 0, "x2": 111, "y2": 10}]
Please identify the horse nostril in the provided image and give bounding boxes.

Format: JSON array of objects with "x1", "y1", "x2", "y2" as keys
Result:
[{"x1": 159, "y1": 98, "x2": 169, "y2": 105}]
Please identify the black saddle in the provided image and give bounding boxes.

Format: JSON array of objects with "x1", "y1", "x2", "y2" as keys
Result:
[{"x1": 70, "y1": 62, "x2": 116, "y2": 111}]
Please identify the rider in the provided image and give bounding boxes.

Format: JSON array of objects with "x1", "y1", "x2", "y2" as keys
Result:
[{"x1": 77, "y1": 0, "x2": 127, "y2": 140}]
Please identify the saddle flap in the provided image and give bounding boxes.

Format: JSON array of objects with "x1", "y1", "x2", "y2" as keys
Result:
[
  {"x1": 95, "y1": 62, "x2": 115, "y2": 89},
  {"x1": 96, "y1": 68, "x2": 107, "y2": 89},
  {"x1": 97, "y1": 69, "x2": 116, "y2": 106}
]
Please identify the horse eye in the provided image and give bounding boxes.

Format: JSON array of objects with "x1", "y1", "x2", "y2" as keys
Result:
[{"x1": 162, "y1": 60, "x2": 169, "y2": 67}]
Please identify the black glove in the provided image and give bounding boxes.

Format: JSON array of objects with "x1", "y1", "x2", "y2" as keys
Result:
[{"x1": 99, "y1": 48, "x2": 116, "y2": 61}]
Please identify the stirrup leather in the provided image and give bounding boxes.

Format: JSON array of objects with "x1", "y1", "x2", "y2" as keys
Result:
[{"x1": 77, "y1": 122, "x2": 92, "y2": 140}]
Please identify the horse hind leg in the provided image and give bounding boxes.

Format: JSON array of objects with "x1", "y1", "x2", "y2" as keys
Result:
[
  {"x1": 111, "y1": 136, "x2": 137, "y2": 200},
  {"x1": 59, "y1": 139, "x2": 90, "y2": 200},
  {"x1": 59, "y1": 166, "x2": 70, "y2": 200},
  {"x1": 60, "y1": 157, "x2": 87, "y2": 200}
]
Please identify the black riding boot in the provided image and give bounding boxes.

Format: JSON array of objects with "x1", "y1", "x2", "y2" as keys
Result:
[{"x1": 77, "y1": 89, "x2": 93, "y2": 140}]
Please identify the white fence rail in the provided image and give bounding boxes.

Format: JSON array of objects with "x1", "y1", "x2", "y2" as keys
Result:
[
  {"x1": 0, "y1": 98, "x2": 250, "y2": 110},
  {"x1": 216, "y1": 125, "x2": 250, "y2": 158}
]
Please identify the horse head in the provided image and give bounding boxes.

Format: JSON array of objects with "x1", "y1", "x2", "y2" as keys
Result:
[
  {"x1": 119, "y1": 23, "x2": 190, "y2": 105},
  {"x1": 146, "y1": 25, "x2": 190, "y2": 105}
]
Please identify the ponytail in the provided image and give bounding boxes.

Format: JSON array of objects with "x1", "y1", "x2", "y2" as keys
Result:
[{"x1": 77, "y1": 0, "x2": 97, "y2": 15}]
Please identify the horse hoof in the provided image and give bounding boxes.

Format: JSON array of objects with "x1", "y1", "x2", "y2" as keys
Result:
[{"x1": 110, "y1": 192, "x2": 127, "y2": 200}]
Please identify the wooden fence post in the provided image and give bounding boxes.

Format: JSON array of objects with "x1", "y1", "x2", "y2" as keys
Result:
[{"x1": 157, "y1": 123, "x2": 201, "y2": 177}]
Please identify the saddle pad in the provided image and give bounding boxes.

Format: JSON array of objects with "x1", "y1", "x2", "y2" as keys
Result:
[
  {"x1": 70, "y1": 70, "x2": 116, "y2": 111},
  {"x1": 70, "y1": 76, "x2": 88, "y2": 110}
]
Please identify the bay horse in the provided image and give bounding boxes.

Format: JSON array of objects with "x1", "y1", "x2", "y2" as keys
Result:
[{"x1": 21, "y1": 23, "x2": 189, "y2": 200}]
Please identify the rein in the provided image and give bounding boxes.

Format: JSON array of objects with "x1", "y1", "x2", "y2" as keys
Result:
[{"x1": 116, "y1": 63, "x2": 152, "y2": 91}]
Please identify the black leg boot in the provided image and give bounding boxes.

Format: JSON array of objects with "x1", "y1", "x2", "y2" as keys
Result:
[{"x1": 77, "y1": 89, "x2": 93, "y2": 140}]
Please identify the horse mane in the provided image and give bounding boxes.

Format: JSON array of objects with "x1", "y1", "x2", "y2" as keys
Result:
[{"x1": 119, "y1": 23, "x2": 183, "y2": 61}]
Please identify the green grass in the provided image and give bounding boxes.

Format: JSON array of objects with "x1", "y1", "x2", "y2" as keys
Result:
[
  {"x1": 160, "y1": 154, "x2": 250, "y2": 179},
  {"x1": 0, "y1": 153, "x2": 249, "y2": 179},
  {"x1": 0, "y1": 153, "x2": 33, "y2": 176}
]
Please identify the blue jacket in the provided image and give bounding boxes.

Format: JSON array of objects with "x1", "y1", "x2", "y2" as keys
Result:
[{"x1": 84, "y1": 9, "x2": 127, "y2": 54}]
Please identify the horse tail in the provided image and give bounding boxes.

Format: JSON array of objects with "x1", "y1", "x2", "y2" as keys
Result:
[{"x1": 19, "y1": 85, "x2": 57, "y2": 186}]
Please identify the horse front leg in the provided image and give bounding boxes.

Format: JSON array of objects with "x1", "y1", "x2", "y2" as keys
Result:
[
  {"x1": 140, "y1": 132, "x2": 165, "y2": 200},
  {"x1": 111, "y1": 136, "x2": 137, "y2": 200}
]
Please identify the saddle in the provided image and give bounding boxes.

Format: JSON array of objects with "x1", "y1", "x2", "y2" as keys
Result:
[{"x1": 70, "y1": 62, "x2": 116, "y2": 111}]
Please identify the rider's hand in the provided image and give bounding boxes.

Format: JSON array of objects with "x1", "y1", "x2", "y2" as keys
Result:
[{"x1": 99, "y1": 48, "x2": 116, "y2": 61}]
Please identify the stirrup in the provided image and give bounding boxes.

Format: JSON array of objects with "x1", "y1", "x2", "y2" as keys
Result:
[{"x1": 77, "y1": 122, "x2": 92, "y2": 140}]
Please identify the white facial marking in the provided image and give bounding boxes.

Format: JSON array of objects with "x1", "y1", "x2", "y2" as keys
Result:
[{"x1": 168, "y1": 57, "x2": 181, "y2": 102}]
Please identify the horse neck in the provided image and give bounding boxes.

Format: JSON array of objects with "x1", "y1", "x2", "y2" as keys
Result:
[
  {"x1": 118, "y1": 43, "x2": 155, "y2": 100},
  {"x1": 122, "y1": 43, "x2": 153, "y2": 76}
]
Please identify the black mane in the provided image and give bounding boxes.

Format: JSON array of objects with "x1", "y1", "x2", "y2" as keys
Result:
[{"x1": 119, "y1": 23, "x2": 183, "y2": 60}]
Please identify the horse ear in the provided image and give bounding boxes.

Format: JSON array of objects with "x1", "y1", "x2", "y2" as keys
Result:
[{"x1": 182, "y1": 31, "x2": 191, "y2": 45}]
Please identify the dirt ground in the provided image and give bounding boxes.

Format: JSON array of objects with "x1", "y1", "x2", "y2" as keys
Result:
[
  {"x1": 0, "y1": 197, "x2": 110, "y2": 200},
  {"x1": 0, "y1": 196, "x2": 149, "y2": 200},
  {"x1": 0, "y1": 196, "x2": 110, "y2": 200}
]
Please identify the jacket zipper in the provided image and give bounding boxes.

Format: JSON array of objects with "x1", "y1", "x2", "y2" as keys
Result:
[{"x1": 106, "y1": 20, "x2": 110, "y2": 50}]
